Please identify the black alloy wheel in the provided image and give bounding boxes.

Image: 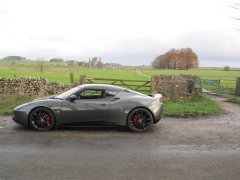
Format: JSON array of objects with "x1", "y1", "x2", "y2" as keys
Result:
[
  {"x1": 128, "y1": 108, "x2": 153, "y2": 132},
  {"x1": 29, "y1": 107, "x2": 55, "y2": 131}
]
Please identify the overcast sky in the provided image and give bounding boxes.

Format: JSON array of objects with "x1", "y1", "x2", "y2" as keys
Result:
[{"x1": 0, "y1": 0, "x2": 239, "y2": 67}]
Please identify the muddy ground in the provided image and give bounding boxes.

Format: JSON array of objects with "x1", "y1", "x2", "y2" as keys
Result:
[{"x1": 0, "y1": 95, "x2": 239, "y2": 180}]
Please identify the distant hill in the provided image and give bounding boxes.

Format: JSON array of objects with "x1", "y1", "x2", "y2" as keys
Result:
[
  {"x1": 3, "y1": 56, "x2": 26, "y2": 60},
  {"x1": 49, "y1": 58, "x2": 64, "y2": 62}
]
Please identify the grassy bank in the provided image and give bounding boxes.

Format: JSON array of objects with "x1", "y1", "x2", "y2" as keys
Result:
[
  {"x1": 0, "y1": 95, "x2": 37, "y2": 115},
  {"x1": 226, "y1": 97, "x2": 240, "y2": 105},
  {"x1": 0, "y1": 95, "x2": 221, "y2": 117},
  {"x1": 163, "y1": 96, "x2": 222, "y2": 117}
]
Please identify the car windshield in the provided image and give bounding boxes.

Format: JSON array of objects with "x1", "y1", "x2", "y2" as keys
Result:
[{"x1": 55, "y1": 87, "x2": 80, "y2": 99}]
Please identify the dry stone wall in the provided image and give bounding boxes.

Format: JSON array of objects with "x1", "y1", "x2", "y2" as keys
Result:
[
  {"x1": 0, "y1": 76, "x2": 202, "y2": 100},
  {"x1": 0, "y1": 77, "x2": 72, "y2": 96},
  {"x1": 151, "y1": 75, "x2": 202, "y2": 100}
]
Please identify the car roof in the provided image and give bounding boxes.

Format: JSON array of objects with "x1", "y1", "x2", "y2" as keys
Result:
[{"x1": 77, "y1": 84, "x2": 124, "y2": 91}]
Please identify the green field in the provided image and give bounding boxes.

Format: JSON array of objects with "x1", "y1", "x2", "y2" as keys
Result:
[
  {"x1": 1, "y1": 59, "x2": 235, "y2": 117},
  {"x1": 0, "y1": 60, "x2": 145, "y2": 83},
  {"x1": 0, "y1": 60, "x2": 239, "y2": 88}
]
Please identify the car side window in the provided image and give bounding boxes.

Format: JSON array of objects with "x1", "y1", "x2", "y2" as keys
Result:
[
  {"x1": 106, "y1": 90, "x2": 119, "y2": 99},
  {"x1": 76, "y1": 89, "x2": 106, "y2": 100}
]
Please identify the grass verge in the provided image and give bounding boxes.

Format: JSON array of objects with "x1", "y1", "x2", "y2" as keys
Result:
[
  {"x1": 163, "y1": 96, "x2": 222, "y2": 117},
  {"x1": 226, "y1": 97, "x2": 240, "y2": 105},
  {"x1": 0, "y1": 95, "x2": 221, "y2": 117},
  {"x1": 0, "y1": 95, "x2": 37, "y2": 115}
]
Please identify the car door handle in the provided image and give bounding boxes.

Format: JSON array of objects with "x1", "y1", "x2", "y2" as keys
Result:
[{"x1": 100, "y1": 103, "x2": 107, "y2": 106}]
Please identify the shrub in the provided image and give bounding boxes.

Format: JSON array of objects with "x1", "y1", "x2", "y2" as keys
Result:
[{"x1": 224, "y1": 66, "x2": 230, "y2": 71}]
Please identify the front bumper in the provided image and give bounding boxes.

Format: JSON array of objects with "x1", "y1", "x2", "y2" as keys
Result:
[{"x1": 13, "y1": 110, "x2": 29, "y2": 126}]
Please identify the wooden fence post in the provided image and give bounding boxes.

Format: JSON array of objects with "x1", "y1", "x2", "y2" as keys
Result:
[
  {"x1": 236, "y1": 77, "x2": 240, "y2": 96},
  {"x1": 79, "y1": 75, "x2": 86, "y2": 85},
  {"x1": 150, "y1": 76, "x2": 156, "y2": 94},
  {"x1": 19, "y1": 78, "x2": 24, "y2": 95},
  {"x1": 70, "y1": 72, "x2": 74, "y2": 84}
]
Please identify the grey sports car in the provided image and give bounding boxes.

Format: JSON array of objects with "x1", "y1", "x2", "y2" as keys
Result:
[{"x1": 13, "y1": 84, "x2": 163, "y2": 132}]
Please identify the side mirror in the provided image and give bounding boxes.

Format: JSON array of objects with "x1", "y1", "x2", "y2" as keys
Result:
[{"x1": 68, "y1": 94, "x2": 77, "y2": 102}]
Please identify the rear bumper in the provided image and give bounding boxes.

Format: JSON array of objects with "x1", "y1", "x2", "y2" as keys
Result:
[
  {"x1": 13, "y1": 110, "x2": 29, "y2": 126},
  {"x1": 153, "y1": 103, "x2": 163, "y2": 124},
  {"x1": 153, "y1": 117, "x2": 162, "y2": 124}
]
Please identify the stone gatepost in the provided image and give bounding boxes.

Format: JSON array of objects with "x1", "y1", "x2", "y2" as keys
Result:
[{"x1": 236, "y1": 77, "x2": 240, "y2": 96}]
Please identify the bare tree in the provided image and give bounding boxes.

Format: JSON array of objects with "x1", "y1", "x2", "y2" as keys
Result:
[
  {"x1": 37, "y1": 59, "x2": 46, "y2": 73},
  {"x1": 227, "y1": 2, "x2": 240, "y2": 30},
  {"x1": 229, "y1": 3, "x2": 240, "y2": 20}
]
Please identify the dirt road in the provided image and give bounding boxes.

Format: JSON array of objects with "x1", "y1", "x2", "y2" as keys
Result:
[{"x1": 0, "y1": 95, "x2": 239, "y2": 180}]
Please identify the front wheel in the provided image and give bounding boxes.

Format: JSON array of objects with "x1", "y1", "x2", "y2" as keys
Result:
[
  {"x1": 127, "y1": 108, "x2": 153, "y2": 133},
  {"x1": 29, "y1": 107, "x2": 55, "y2": 131}
]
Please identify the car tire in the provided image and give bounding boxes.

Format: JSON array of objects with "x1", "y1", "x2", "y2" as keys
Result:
[
  {"x1": 29, "y1": 107, "x2": 55, "y2": 131},
  {"x1": 127, "y1": 108, "x2": 153, "y2": 133}
]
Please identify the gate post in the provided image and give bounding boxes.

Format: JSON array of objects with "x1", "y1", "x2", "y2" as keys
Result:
[
  {"x1": 236, "y1": 77, "x2": 240, "y2": 96},
  {"x1": 70, "y1": 72, "x2": 74, "y2": 83},
  {"x1": 79, "y1": 75, "x2": 86, "y2": 85},
  {"x1": 150, "y1": 76, "x2": 156, "y2": 94}
]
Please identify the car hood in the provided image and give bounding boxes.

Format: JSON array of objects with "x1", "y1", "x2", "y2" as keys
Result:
[
  {"x1": 14, "y1": 95, "x2": 60, "y2": 111},
  {"x1": 33, "y1": 95, "x2": 56, "y2": 101}
]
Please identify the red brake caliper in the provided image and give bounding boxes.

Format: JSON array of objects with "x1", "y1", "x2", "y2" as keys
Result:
[
  {"x1": 133, "y1": 115, "x2": 137, "y2": 126},
  {"x1": 44, "y1": 116, "x2": 52, "y2": 126}
]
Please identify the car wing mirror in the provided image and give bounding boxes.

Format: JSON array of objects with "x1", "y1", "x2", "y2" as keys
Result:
[{"x1": 68, "y1": 94, "x2": 77, "y2": 102}]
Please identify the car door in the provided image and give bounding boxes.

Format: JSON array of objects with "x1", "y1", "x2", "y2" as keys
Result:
[{"x1": 60, "y1": 89, "x2": 111, "y2": 124}]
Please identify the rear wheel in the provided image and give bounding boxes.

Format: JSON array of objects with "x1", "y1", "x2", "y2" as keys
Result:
[
  {"x1": 29, "y1": 107, "x2": 55, "y2": 131},
  {"x1": 127, "y1": 108, "x2": 153, "y2": 132}
]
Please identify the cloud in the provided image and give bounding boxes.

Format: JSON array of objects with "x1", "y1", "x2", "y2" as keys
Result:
[
  {"x1": 89, "y1": 30, "x2": 240, "y2": 66},
  {"x1": 46, "y1": 36, "x2": 70, "y2": 43},
  {"x1": 0, "y1": 0, "x2": 239, "y2": 67}
]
